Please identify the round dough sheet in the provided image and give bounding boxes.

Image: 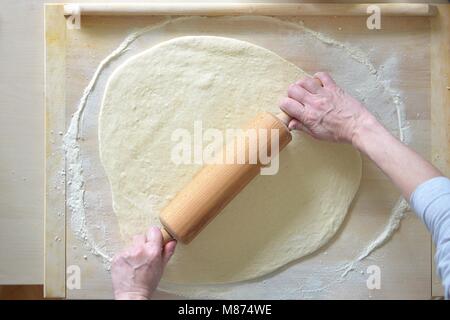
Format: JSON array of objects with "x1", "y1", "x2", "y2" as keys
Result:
[{"x1": 99, "y1": 36, "x2": 362, "y2": 284}]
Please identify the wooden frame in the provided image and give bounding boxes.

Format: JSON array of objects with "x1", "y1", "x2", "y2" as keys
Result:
[
  {"x1": 430, "y1": 4, "x2": 450, "y2": 298},
  {"x1": 44, "y1": 4, "x2": 66, "y2": 298},
  {"x1": 44, "y1": 2, "x2": 448, "y2": 299},
  {"x1": 63, "y1": 3, "x2": 436, "y2": 17}
]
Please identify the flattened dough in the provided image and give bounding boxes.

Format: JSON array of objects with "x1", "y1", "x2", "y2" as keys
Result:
[{"x1": 99, "y1": 36, "x2": 362, "y2": 284}]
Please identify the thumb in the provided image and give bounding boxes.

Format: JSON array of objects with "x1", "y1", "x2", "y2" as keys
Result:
[
  {"x1": 289, "y1": 119, "x2": 314, "y2": 136},
  {"x1": 162, "y1": 240, "x2": 177, "y2": 266},
  {"x1": 288, "y1": 118, "x2": 302, "y2": 131},
  {"x1": 145, "y1": 226, "x2": 163, "y2": 252}
]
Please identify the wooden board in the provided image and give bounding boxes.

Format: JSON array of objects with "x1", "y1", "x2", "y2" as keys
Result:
[
  {"x1": 44, "y1": 3, "x2": 449, "y2": 299},
  {"x1": 63, "y1": 2, "x2": 436, "y2": 16},
  {"x1": 44, "y1": 4, "x2": 66, "y2": 298},
  {"x1": 430, "y1": 4, "x2": 450, "y2": 298}
]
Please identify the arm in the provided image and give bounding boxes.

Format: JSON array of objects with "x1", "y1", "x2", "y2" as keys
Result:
[
  {"x1": 111, "y1": 226, "x2": 176, "y2": 300},
  {"x1": 279, "y1": 72, "x2": 441, "y2": 199},
  {"x1": 353, "y1": 115, "x2": 441, "y2": 199},
  {"x1": 279, "y1": 72, "x2": 449, "y2": 298}
]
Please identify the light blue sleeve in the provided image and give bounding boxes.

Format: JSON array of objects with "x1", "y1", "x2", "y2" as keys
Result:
[{"x1": 410, "y1": 176, "x2": 450, "y2": 299}]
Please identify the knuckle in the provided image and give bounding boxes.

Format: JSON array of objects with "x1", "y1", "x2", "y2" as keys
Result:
[
  {"x1": 281, "y1": 97, "x2": 291, "y2": 106},
  {"x1": 297, "y1": 78, "x2": 308, "y2": 86},
  {"x1": 287, "y1": 84, "x2": 297, "y2": 94},
  {"x1": 288, "y1": 87, "x2": 301, "y2": 99}
]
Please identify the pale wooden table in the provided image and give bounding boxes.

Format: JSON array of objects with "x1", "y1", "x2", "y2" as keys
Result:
[{"x1": 1, "y1": 0, "x2": 448, "y2": 299}]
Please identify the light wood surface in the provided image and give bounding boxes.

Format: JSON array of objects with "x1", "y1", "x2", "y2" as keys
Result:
[
  {"x1": 430, "y1": 4, "x2": 450, "y2": 298},
  {"x1": 64, "y1": 3, "x2": 436, "y2": 16},
  {"x1": 55, "y1": 8, "x2": 445, "y2": 299},
  {"x1": 0, "y1": 0, "x2": 448, "y2": 299},
  {"x1": 0, "y1": 0, "x2": 47, "y2": 286},
  {"x1": 44, "y1": 4, "x2": 67, "y2": 299}
]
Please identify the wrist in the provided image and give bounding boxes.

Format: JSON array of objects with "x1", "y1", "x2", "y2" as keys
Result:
[{"x1": 351, "y1": 112, "x2": 385, "y2": 152}]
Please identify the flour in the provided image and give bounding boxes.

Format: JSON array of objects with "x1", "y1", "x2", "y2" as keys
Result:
[
  {"x1": 64, "y1": 15, "x2": 410, "y2": 298},
  {"x1": 62, "y1": 25, "x2": 142, "y2": 266},
  {"x1": 339, "y1": 198, "x2": 410, "y2": 277},
  {"x1": 296, "y1": 19, "x2": 407, "y2": 143}
]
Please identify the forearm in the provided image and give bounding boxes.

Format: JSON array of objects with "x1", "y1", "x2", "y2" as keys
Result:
[
  {"x1": 355, "y1": 114, "x2": 450, "y2": 298},
  {"x1": 352, "y1": 114, "x2": 441, "y2": 199},
  {"x1": 279, "y1": 73, "x2": 450, "y2": 297}
]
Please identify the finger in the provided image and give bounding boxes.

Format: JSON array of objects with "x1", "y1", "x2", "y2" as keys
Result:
[
  {"x1": 288, "y1": 83, "x2": 315, "y2": 105},
  {"x1": 132, "y1": 234, "x2": 146, "y2": 246},
  {"x1": 279, "y1": 97, "x2": 305, "y2": 122},
  {"x1": 297, "y1": 76, "x2": 322, "y2": 94},
  {"x1": 313, "y1": 72, "x2": 336, "y2": 88},
  {"x1": 288, "y1": 118, "x2": 302, "y2": 131},
  {"x1": 162, "y1": 240, "x2": 177, "y2": 266},
  {"x1": 146, "y1": 226, "x2": 163, "y2": 249}
]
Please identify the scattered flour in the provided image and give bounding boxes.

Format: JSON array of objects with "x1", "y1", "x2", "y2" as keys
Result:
[{"x1": 339, "y1": 198, "x2": 410, "y2": 277}]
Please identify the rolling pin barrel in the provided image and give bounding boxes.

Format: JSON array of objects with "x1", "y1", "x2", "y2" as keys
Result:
[{"x1": 160, "y1": 112, "x2": 292, "y2": 244}]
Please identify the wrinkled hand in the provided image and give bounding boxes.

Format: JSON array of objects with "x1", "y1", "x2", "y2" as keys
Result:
[
  {"x1": 279, "y1": 72, "x2": 373, "y2": 145},
  {"x1": 111, "y1": 226, "x2": 176, "y2": 300}
]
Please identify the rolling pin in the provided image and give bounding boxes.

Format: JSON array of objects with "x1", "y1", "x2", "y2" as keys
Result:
[
  {"x1": 159, "y1": 78, "x2": 322, "y2": 244},
  {"x1": 159, "y1": 111, "x2": 292, "y2": 244}
]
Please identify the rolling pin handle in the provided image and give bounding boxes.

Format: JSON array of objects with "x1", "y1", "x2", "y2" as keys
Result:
[
  {"x1": 275, "y1": 111, "x2": 292, "y2": 128},
  {"x1": 161, "y1": 227, "x2": 174, "y2": 245}
]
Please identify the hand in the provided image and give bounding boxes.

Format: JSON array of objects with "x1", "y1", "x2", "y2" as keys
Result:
[
  {"x1": 279, "y1": 72, "x2": 375, "y2": 145},
  {"x1": 111, "y1": 226, "x2": 177, "y2": 300}
]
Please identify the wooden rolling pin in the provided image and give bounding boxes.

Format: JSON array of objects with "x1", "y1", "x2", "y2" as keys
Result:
[
  {"x1": 159, "y1": 77, "x2": 323, "y2": 244},
  {"x1": 160, "y1": 112, "x2": 292, "y2": 244}
]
